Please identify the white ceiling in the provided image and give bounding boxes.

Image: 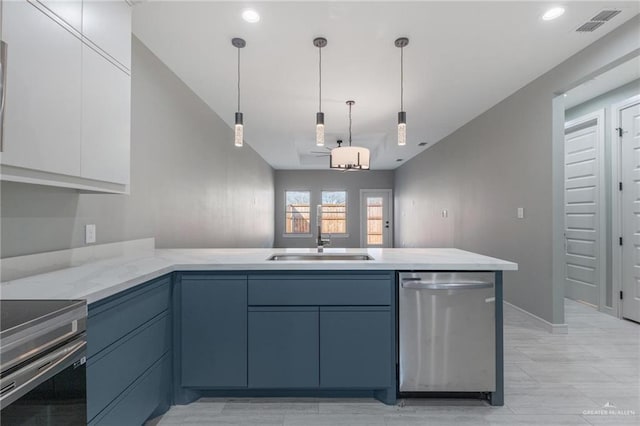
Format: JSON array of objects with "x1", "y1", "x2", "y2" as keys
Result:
[
  {"x1": 133, "y1": 1, "x2": 639, "y2": 170},
  {"x1": 565, "y1": 55, "x2": 640, "y2": 109}
]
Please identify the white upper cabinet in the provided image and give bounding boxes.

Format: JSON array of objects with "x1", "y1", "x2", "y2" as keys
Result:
[
  {"x1": 1, "y1": 0, "x2": 82, "y2": 177},
  {"x1": 38, "y1": 0, "x2": 82, "y2": 31},
  {"x1": 82, "y1": 0, "x2": 131, "y2": 70},
  {"x1": 81, "y1": 44, "x2": 130, "y2": 184},
  {"x1": 0, "y1": 0, "x2": 131, "y2": 193}
]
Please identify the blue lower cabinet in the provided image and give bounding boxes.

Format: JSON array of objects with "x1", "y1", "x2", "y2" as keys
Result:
[
  {"x1": 87, "y1": 313, "x2": 171, "y2": 421},
  {"x1": 89, "y1": 354, "x2": 171, "y2": 426},
  {"x1": 180, "y1": 276, "x2": 247, "y2": 387},
  {"x1": 320, "y1": 307, "x2": 392, "y2": 388},
  {"x1": 248, "y1": 307, "x2": 319, "y2": 388},
  {"x1": 88, "y1": 276, "x2": 171, "y2": 359}
]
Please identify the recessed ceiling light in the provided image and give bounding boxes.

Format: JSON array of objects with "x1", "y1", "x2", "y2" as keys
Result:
[
  {"x1": 542, "y1": 7, "x2": 565, "y2": 21},
  {"x1": 418, "y1": 142, "x2": 428, "y2": 146},
  {"x1": 242, "y1": 9, "x2": 260, "y2": 23},
  {"x1": 396, "y1": 158, "x2": 404, "y2": 162}
]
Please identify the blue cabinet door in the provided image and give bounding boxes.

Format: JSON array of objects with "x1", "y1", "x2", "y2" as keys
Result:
[
  {"x1": 181, "y1": 275, "x2": 247, "y2": 387},
  {"x1": 248, "y1": 307, "x2": 319, "y2": 388},
  {"x1": 320, "y1": 307, "x2": 393, "y2": 388}
]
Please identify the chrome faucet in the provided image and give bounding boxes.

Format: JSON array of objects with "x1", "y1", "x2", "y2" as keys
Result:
[{"x1": 316, "y1": 205, "x2": 331, "y2": 253}]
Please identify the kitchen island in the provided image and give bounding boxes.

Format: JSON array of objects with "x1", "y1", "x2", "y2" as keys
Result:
[{"x1": 0, "y1": 248, "x2": 517, "y2": 425}]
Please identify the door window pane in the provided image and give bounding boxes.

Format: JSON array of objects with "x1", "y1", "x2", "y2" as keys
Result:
[
  {"x1": 285, "y1": 191, "x2": 310, "y2": 233},
  {"x1": 321, "y1": 191, "x2": 347, "y2": 234},
  {"x1": 367, "y1": 197, "x2": 383, "y2": 245}
]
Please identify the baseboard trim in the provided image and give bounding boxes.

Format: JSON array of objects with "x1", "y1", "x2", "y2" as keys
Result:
[{"x1": 504, "y1": 301, "x2": 568, "y2": 334}]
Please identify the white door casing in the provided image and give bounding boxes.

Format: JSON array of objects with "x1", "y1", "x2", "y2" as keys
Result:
[
  {"x1": 360, "y1": 190, "x2": 392, "y2": 248},
  {"x1": 619, "y1": 102, "x2": 640, "y2": 323},
  {"x1": 564, "y1": 111, "x2": 606, "y2": 308}
]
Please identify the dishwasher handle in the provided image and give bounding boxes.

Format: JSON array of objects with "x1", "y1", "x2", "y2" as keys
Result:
[{"x1": 401, "y1": 279, "x2": 493, "y2": 290}]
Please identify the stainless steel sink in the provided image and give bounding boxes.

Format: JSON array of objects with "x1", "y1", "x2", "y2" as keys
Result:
[{"x1": 267, "y1": 254, "x2": 374, "y2": 261}]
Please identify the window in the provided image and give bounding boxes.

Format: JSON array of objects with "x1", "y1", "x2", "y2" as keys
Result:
[
  {"x1": 321, "y1": 191, "x2": 347, "y2": 234},
  {"x1": 285, "y1": 191, "x2": 311, "y2": 234}
]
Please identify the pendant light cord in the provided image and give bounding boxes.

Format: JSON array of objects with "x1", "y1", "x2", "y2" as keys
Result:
[
  {"x1": 400, "y1": 46, "x2": 404, "y2": 111},
  {"x1": 348, "y1": 102, "x2": 352, "y2": 146},
  {"x1": 237, "y1": 47, "x2": 241, "y2": 112},
  {"x1": 318, "y1": 46, "x2": 322, "y2": 112}
]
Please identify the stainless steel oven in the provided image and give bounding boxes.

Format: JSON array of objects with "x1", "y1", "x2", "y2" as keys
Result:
[{"x1": 0, "y1": 300, "x2": 87, "y2": 425}]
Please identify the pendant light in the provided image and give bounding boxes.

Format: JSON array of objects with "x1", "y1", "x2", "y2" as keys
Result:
[
  {"x1": 232, "y1": 37, "x2": 246, "y2": 147},
  {"x1": 330, "y1": 101, "x2": 370, "y2": 170},
  {"x1": 313, "y1": 37, "x2": 327, "y2": 146},
  {"x1": 395, "y1": 37, "x2": 409, "y2": 146}
]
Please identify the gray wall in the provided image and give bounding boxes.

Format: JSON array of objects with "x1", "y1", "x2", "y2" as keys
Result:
[
  {"x1": 394, "y1": 16, "x2": 640, "y2": 324},
  {"x1": 1, "y1": 37, "x2": 274, "y2": 258},
  {"x1": 274, "y1": 170, "x2": 394, "y2": 248},
  {"x1": 566, "y1": 79, "x2": 640, "y2": 308}
]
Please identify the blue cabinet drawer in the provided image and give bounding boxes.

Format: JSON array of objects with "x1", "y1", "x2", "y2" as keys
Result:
[
  {"x1": 87, "y1": 312, "x2": 171, "y2": 422},
  {"x1": 88, "y1": 275, "x2": 171, "y2": 358},
  {"x1": 248, "y1": 307, "x2": 319, "y2": 388},
  {"x1": 320, "y1": 307, "x2": 393, "y2": 388},
  {"x1": 248, "y1": 274, "x2": 392, "y2": 306},
  {"x1": 90, "y1": 353, "x2": 171, "y2": 426}
]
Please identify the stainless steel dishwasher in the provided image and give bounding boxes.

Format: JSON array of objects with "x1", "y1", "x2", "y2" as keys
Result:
[{"x1": 399, "y1": 272, "x2": 495, "y2": 393}]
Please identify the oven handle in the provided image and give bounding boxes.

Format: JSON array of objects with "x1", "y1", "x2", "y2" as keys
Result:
[{"x1": 0, "y1": 336, "x2": 86, "y2": 410}]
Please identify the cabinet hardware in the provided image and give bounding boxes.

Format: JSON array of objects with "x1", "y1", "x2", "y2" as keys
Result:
[{"x1": 0, "y1": 40, "x2": 7, "y2": 152}]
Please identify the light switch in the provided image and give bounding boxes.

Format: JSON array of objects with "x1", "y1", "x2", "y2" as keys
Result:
[
  {"x1": 442, "y1": 209, "x2": 448, "y2": 218},
  {"x1": 517, "y1": 207, "x2": 524, "y2": 219},
  {"x1": 85, "y1": 224, "x2": 96, "y2": 244}
]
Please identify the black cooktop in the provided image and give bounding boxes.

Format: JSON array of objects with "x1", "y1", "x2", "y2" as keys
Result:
[{"x1": 0, "y1": 300, "x2": 84, "y2": 334}]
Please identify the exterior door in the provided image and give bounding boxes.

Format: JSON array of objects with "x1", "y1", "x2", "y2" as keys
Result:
[
  {"x1": 620, "y1": 103, "x2": 640, "y2": 323},
  {"x1": 564, "y1": 112, "x2": 605, "y2": 308},
  {"x1": 360, "y1": 190, "x2": 392, "y2": 248}
]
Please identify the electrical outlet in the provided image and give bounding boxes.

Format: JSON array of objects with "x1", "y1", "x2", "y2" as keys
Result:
[
  {"x1": 517, "y1": 207, "x2": 524, "y2": 219},
  {"x1": 85, "y1": 224, "x2": 96, "y2": 244}
]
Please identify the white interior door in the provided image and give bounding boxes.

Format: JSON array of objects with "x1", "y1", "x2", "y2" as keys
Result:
[
  {"x1": 360, "y1": 190, "x2": 392, "y2": 248},
  {"x1": 564, "y1": 112, "x2": 605, "y2": 308},
  {"x1": 620, "y1": 103, "x2": 640, "y2": 323}
]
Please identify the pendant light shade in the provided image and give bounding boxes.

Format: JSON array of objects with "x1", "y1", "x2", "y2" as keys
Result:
[
  {"x1": 314, "y1": 37, "x2": 327, "y2": 147},
  {"x1": 234, "y1": 112, "x2": 243, "y2": 147},
  {"x1": 395, "y1": 37, "x2": 409, "y2": 146},
  {"x1": 232, "y1": 37, "x2": 246, "y2": 147},
  {"x1": 316, "y1": 112, "x2": 325, "y2": 147},
  {"x1": 330, "y1": 101, "x2": 370, "y2": 170},
  {"x1": 330, "y1": 144, "x2": 370, "y2": 170}
]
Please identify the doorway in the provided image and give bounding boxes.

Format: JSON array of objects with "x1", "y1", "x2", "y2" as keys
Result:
[
  {"x1": 615, "y1": 98, "x2": 640, "y2": 323},
  {"x1": 360, "y1": 190, "x2": 392, "y2": 248},
  {"x1": 560, "y1": 55, "x2": 640, "y2": 319}
]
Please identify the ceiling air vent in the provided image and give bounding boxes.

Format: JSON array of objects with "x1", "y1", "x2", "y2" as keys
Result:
[
  {"x1": 576, "y1": 21, "x2": 605, "y2": 32},
  {"x1": 590, "y1": 10, "x2": 621, "y2": 22},
  {"x1": 575, "y1": 9, "x2": 621, "y2": 33}
]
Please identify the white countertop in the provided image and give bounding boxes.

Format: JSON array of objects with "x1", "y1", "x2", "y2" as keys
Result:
[{"x1": 0, "y1": 248, "x2": 517, "y2": 304}]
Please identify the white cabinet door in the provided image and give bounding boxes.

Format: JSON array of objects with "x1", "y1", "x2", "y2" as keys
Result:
[
  {"x1": 81, "y1": 45, "x2": 130, "y2": 184},
  {"x1": 1, "y1": 1, "x2": 82, "y2": 176},
  {"x1": 82, "y1": 0, "x2": 131, "y2": 69},
  {"x1": 563, "y1": 112, "x2": 605, "y2": 308}
]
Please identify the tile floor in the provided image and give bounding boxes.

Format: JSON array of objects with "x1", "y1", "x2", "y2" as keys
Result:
[{"x1": 148, "y1": 299, "x2": 639, "y2": 425}]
